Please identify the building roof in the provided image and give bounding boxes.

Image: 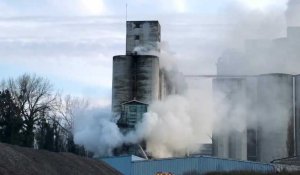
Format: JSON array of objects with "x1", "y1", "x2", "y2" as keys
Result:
[
  {"x1": 121, "y1": 99, "x2": 148, "y2": 106},
  {"x1": 126, "y1": 20, "x2": 159, "y2": 23}
]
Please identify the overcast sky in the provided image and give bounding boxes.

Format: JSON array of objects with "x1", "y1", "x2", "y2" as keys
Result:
[{"x1": 0, "y1": 0, "x2": 290, "y2": 107}]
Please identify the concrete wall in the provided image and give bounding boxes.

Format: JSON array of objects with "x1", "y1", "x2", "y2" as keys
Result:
[
  {"x1": 212, "y1": 131, "x2": 230, "y2": 158},
  {"x1": 294, "y1": 75, "x2": 300, "y2": 156},
  {"x1": 126, "y1": 21, "x2": 161, "y2": 55},
  {"x1": 159, "y1": 69, "x2": 168, "y2": 100},
  {"x1": 112, "y1": 55, "x2": 159, "y2": 118},
  {"x1": 112, "y1": 55, "x2": 134, "y2": 118},
  {"x1": 212, "y1": 78, "x2": 248, "y2": 160},
  {"x1": 212, "y1": 74, "x2": 296, "y2": 163},
  {"x1": 256, "y1": 74, "x2": 294, "y2": 162},
  {"x1": 229, "y1": 130, "x2": 247, "y2": 160},
  {"x1": 135, "y1": 55, "x2": 160, "y2": 104}
]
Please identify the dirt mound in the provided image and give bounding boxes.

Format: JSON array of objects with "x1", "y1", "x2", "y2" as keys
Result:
[{"x1": 0, "y1": 143, "x2": 121, "y2": 175}]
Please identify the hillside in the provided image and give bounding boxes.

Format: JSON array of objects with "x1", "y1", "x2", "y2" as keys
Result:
[{"x1": 0, "y1": 142, "x2": 121, "y2": 175}]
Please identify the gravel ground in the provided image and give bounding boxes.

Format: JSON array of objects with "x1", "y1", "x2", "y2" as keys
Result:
[{"x1": 0, "y1": 143, "x2": 122, "y2": 175}]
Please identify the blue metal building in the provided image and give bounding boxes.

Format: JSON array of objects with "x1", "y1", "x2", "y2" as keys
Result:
[{"x1": 101, "y1": 155, "x2": 275, "y2": 175}]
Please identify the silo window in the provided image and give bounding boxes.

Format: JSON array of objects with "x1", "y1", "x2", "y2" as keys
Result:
[
  {"x1": 135, "y1": 35, "x2": 140, "y2": 40},
  {"x1": 135, "y1": 23, "x2": 141, "y2": 28},
  {"x1": 130, "y1": 106, "x2": 137, "y2": 112}
]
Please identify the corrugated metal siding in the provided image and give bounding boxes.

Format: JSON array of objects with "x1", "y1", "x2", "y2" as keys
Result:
[
  {"x1": 100, "y1": 155, "x2": 274, "y2": 175},
  {"x1": 132, "y1": 155, "x2": 146, "y2": 161},
  {"x1": 102, "y1": 156, "x2": 133, "y2": 175},
  {"x1": 132, "y1": 156, "x2": 274, "y2": 175}
]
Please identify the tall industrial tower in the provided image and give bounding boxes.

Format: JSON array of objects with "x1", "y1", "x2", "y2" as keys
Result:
[
  {"x1": 112, "y1": 21, "x2": 186, "y2": 156},
  {"x1": 112, "y1": 20, "x2": 161, "y2": 123},
  {"x1": 112, "y1": 21, "x2": 163, "y2": 156}
]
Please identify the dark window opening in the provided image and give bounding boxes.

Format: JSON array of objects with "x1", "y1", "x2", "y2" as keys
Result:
[
  {"x1": 130, "y1": 106, "x2": 137, "y2": 112},
  {"x1": 247, "y1": 129, "x2": 257, "y2": 161},
  {"x1": 135, "y1": 35, "x2": 140, "y2": 40},
  {"x1": 135, "y1": 23, "x2": 141, "y2": 28}
]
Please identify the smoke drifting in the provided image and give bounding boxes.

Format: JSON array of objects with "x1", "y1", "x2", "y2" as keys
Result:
[
  {"x1": 73, "y1": 108, "x2": 123, "y2": 156},
  {"x1": 137, "y1": 92, "x2": 215, "y2": 158},
  {"x1": 211, "y1": 0, "x2": 300, "y2": 162},
  {"x1": 73, "y1": 0, "x2": 300, "y2": 159},
  {"x1": 286, "y1": 0, "x2": 300, "y2": 26}
]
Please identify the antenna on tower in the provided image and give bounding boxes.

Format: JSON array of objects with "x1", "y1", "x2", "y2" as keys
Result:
[
  {"x1": 126, "y1": 3, "x2": 128, "y2": 22},
  {"x1": 125, "y1": 2, "x2": 128, "y2": 54}
]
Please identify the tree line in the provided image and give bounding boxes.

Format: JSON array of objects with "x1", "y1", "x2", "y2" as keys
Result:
[{"x1": 0, "y1": 74, "x2": 92, "y2": 157}]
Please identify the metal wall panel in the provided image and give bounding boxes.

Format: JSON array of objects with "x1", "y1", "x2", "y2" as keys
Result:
[
  {"x1": 101, "y1": 156, "x2": 135, "y2": 175},
  {"x1": 102, "y1": 156, "x2": 131, "y2": 175},
  {"x1": 132, "y1": 156, "x2": 274, "y2": 175}
]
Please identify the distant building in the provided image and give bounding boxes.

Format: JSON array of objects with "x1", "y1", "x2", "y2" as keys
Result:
[
  {"x1": 198, "y1": 143, "x2": 213, "y2": 156},
  {"x1": 213, "y1": 27, "x2": 300, "y2": 163}
]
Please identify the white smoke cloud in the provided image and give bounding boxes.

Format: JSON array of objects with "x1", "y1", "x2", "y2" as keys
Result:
[
  {"x1": 73, "y1": 107, "x2": 123, "y2": 156},
  {"x1": 236, "y1": 0, "x2": 287, "y2": 11},
  {"x1": 72, "y1": 0, "x2": 300, "y2": 159},
  {"x1": 286, "y1": 0, "x2": 300, "y2": 26},
  {"x1": 72, "y1": 42, "x2": 216, "y2": 157},
  {"x1": 138, "y1": 90, "x2": 214, "y2": 158}
]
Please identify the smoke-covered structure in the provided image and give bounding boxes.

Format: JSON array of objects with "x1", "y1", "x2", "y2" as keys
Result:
[
  {"x1": 213, "y1": 25, "x2": 300, "y2": 163},
  {"x1": 112, "y1": 21, "x2": 161, "y2": 120},
  {"x1": 112, "y1": 21, "x2": 178, "y2": 156},
  {"x1": 111, "y1": 16, "x2": 300, "y2": 163},
  {"x1": 213, "y1": 74, "x2": 295, "y2": 162}
]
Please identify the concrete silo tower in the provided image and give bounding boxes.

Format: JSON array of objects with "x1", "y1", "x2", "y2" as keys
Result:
[
  {"x1": 112, "y1": 21, "x2": 161, "y2": 133},
  {"x1": 126, "y1": 21, "x2": 161, "y2": 55},
  {"x1": 111, "y1": 20, "x2": 162, "y2": 156}
]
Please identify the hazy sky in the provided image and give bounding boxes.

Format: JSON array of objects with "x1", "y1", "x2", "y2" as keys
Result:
[{"x1": 0, "y1": 0, "x2": 289, "y2": 107}]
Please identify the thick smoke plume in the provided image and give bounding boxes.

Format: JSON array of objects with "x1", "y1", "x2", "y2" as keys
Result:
[
  {"x1": 73, "y1": 44, "x2": 215, "y2": 157},
  {"x1": 73, "y1": 108, "x2": 123, "y2": 156},
  {"x1": 73, "y1": 0, "x2": 300, "y2": 158},
  {"x1": 286, "y1": 0, "x2": 300, "y2": 26},
  {"x1": 133, "y1": 91, "x2": 215, "y2": 158}
]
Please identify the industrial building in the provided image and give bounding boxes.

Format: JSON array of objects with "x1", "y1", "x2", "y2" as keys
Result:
[
  {"x1": 112, "y1": 21, "x2": 178, "y2": 156},
  {"x1": 212, "y1": 26, "x2": 300, "y2": 163},
  {"x1": 111, "y1": 20, "x2": 300, "y2": 169},
  {"x1": 217, "y1": 27, "x2": 300, "y2": 75},
  {"x1": 212, "y1": 74, "x2": 296, "y2": 162},
  {"x1": 101, "y1": 155, "x2": 275, "y2": 175}
]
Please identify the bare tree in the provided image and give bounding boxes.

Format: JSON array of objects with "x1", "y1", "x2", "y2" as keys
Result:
[
  {"x1": 56, "y1": 94, "x2": 89, "y2": 153},
  {"x1": 6, "y1": 74, "x2": 57, "y2": 147},
  {"x1": 58, "y1": 95, "x2": 89, "y2": 132}
]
